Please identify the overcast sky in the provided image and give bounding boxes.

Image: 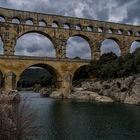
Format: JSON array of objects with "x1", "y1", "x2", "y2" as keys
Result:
[{"x1": 0, "y1": 0, "x2": 140, "y2": 58}]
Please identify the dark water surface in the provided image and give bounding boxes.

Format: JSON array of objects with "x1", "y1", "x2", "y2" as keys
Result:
[{"x1": 20, "y1": 92, "x2": 140, "y2": 140}]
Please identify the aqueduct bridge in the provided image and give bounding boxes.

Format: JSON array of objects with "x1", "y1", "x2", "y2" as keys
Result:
[{"x1": 0, "y1": 7, "x2": 140, "y2": 96}]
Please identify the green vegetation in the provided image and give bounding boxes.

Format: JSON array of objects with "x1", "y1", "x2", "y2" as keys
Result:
[{"x1": 88, "y1": 48, "x2": 140, "y2": 80}]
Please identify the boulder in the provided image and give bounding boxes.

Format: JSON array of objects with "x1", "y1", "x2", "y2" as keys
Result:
[{"x1": 95, "y1": 96, "x2": 114, "y2": 103}]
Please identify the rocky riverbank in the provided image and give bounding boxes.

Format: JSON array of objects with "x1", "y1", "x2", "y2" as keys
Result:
[{"x1": 48, "y1": 75, "x2": 140, "y2": 105}]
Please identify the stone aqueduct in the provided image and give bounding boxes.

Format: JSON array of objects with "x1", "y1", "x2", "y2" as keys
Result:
[{"x1": 0, "y1": 7, "x2": 140, "y2": 96}]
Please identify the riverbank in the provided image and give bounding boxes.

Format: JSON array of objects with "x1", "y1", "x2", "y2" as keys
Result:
[{"x1": 41, "y1": 75, "x2": 140, "y2": 105}]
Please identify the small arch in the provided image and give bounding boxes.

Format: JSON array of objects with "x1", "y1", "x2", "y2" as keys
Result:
[
  {"x1": 130, "y1": 40, "x2": 140, "y2": 53},
  {"x1": 118, "y1": 29, "x2": 123, "y2": 34},
  {"x1": 39, "y1": 20, "x2": 47, "y2": 27},
  {"x1": 52, "y1": 21, "x2": 58, "y2": 28},
  {"x1": 136, "y1": 31, "x2": 140, "y2": 37},
  {"x1": 26, "y1": 19, "x2": 33, "y2": 25},
  {"x1": 12, "y1": 17, "x2": 20, "y2": 24},
  {"x1": 98, "y1": 27, "x2": 103, "y2": 33},
  {"x1": 0, "y1": 15, "x2": 5, "y2": 22},
  {"x1": 108, "y1": 28, "x2": 113, "y2": 33},
  {"x1": 86, "y1": 26, "x2": 93, "y2": 32},
  {"x1": 101, "y1": 38, "x2": 121, "y2": 56},
  {"x1": 128, "y1": 30, "x2": 133, "y2": 36},
  {"x1": 76, "y1": 24, "x2": 81, "y2": 30},
  {"x1": 64, "y1": 23, "x2": 70, "y2": 29}
]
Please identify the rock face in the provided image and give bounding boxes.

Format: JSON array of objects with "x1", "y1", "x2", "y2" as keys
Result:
[{"x1": 78, "y1": 75, "x2": 140, "y2": 105}]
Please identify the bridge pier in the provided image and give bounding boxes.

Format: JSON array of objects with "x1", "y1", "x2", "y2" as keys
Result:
[
  {"x1": 4, "y1": 71, "x2": 17, "y2": 91},
  {"x1": 62, "y1": 71, "x2": 73, "y2": 97}
]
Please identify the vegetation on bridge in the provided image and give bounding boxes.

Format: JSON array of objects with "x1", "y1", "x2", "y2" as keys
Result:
[{"x1": 88, "y1": 48, "x2": 140, "y2": 80}]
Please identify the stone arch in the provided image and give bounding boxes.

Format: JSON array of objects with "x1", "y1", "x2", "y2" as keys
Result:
[
  {"x1": 52, "y1": 21, "x2": 59, "y2": 28},
  {"x1": 12, "y1": 17, "x2": 20, "y2": 24},
  {"x1": 64, "y1": 23, "x2": 70, "y2": 29},
  {"x1": 17, "y1": 63, "x2": 62, "y2": 90},
  {"x1": 128, "y1": 30, "x2": 133, "y2": 36},
  {"x1": 26, "y1": 18, "x2": 33, "y2": 25},
  {"x1": 100, "y1": 38, "x2": 121, "y2": 56},
  {"x1": 39, "y1": 20, "x2": 47, "y2": 27},
  {"x1": 108, "y1": 28, "x2": 113, "y2": 33},
  {"x1": 86, "y1": 26, "x2": 93, "y2": 32},
  {"x1": 118, "y1": 29, "x2": 123, "y2": 34},
  {"x1": 75, "y1": 24, "x2": 81, "y2": 30},
  {"x1": 66, "y1": 34, "x2": 91, "y2": 59},
  {"x1": 0, "y1": 15, "x2": 5, "y2": 22},
  {"x1": 98, "y1": 27, "x2": 103, "y2": 32},
  {"x1": 130, "y1": 40, "x2": 140, "y2": 53},
  {"x1": 136, "y1": 31, "x2": 140, "y2": 37},
  {"x1": 15, "y1": 31, "x2": 56, "y2": 57}
]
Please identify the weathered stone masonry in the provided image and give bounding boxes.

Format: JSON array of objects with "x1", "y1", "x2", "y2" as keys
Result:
[{"x1": 0, "y1": 7, "x2": 140, "y2": 96}]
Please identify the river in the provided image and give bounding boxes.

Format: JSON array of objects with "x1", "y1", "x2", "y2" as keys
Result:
[{"x1": 20, "y1": 91, "x2": 140, "y2": 140}]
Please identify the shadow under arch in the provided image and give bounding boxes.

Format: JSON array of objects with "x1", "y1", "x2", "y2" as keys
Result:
[
  {"x1": 17, "y1": 63, "x2": 62, "y2": 91},
  {"x1": 100, "y1": 38, "x2": 121, "y2": 56},
  {"x1": 72, "y1": 65, "x2": 90, "y2": 87},
  {"x1": 66, "y1": 34, "x2": 91, "y2": 59},
  {"x1": 15, "y1": 31, "x2": 56, "y2": 57}
]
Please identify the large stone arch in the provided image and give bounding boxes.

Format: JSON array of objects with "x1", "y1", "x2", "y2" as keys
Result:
[
  {"x1": 66, "y1": 34, "x2": 92, "y2": 59},
  {"x1": 130, "y1": 40, "x2": 140, "y2": 53},
  {"x1": 15, "y1": 31, "x2": 56, "y2": 57},
  {"x1": 100, "y1": 37, "x2": 122, "y2": 56},
  {"x1": 17, "y1": 63, "x2": 62, "y2": 90}
]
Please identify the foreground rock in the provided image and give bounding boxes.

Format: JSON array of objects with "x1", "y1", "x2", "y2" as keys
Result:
[
  {"x1": 79, "y1": 75, "x2": 140, "y2": 105},
  {"x1": 69, "y1": 90, "x2": 114, "y2": 103}
]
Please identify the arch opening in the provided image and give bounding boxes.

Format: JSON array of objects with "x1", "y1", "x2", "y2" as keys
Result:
[
  {"x1": 87, "y1": 26, "x2": 93, "y2": 32},
  {"x1": 130, "y1": 40, "x2": 140, "y2": 53},
  {"x1": 39, "y1": 20, "x2": 47, "y2": 27},
  {"x1": 64, "y1": 23, "x2": 70, "y2": 29},
  {"x1": 17, "y1": 64, "x2": 60, "y2": 93},
  {"x1": 26, "y1": 19, "x2": 33, "y2": 25},
  {"x1": 76, "y1": 25, "x2": 81, "y2": 30},
  {"x1": 72, "y1": 65, "x2": 90, "y2": 87},
  {"x1": 128, "y1": 30, "x2": 133, "y2": 36},
  {"x1": 52, "y1": 21, "x2": 58, "y2": 28},
  {"x1": 118, "y1": 29, "x2": 123, "y2": 34},
  {"x1": 66, "y1": 36, "x2": 91, "y2": 59},
  {"x1": 0, "y1": 16, "x2": 5, "y2": 22},
  {"x1": 98, "y1": 27, "x2": 103, "y2": 33},
  {"x1": 12, "y1": 17, "x2": 20, "y2": 24},
  {"x1": 15, "y1": 32, "x2": 56, "y2": 57},
  {"x1": 100, "y1": 39, "x2": 121, "y2": 56},
  {"x1": 108, "y1": 28, "x2": 113, "y2": 33}
]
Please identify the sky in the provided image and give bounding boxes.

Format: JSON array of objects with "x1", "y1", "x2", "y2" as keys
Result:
[{"x1": 0, "y1": 0, "x2": 140, "y2": 58}]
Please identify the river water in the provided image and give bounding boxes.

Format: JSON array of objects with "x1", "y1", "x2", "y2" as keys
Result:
[{"x1": 20, "y1": 91, "x2": 140, "y2": 140}]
